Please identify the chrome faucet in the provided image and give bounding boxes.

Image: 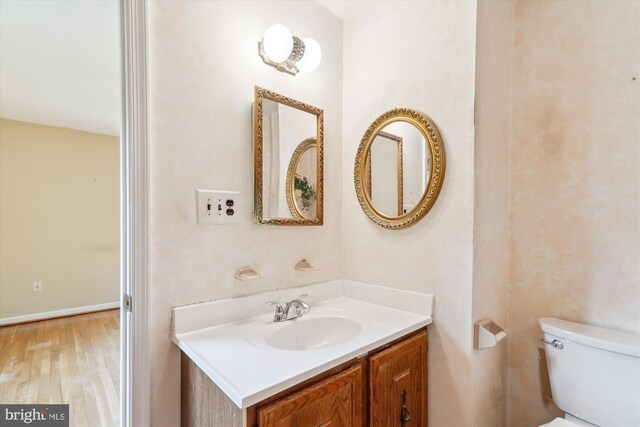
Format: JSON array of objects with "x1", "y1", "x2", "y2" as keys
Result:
[{"x1": 267, "y1": 294, "x2": 310, "y2": 322}]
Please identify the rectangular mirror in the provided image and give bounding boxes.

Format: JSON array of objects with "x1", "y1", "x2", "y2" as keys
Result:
[{"x1": 253, "y1": 86, "x2": 324, "y2": 225}]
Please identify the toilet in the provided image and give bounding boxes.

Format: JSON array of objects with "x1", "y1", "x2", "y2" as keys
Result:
[{"x1": 538, "y1": 317, "x2": 640, "y2": 427}]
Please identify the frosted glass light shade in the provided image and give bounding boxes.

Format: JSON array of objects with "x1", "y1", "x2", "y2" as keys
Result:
[
  {"x1": 262, "y1": 24, "x2": 293, "y2": 63},
  {"x1": 297, "y1": 38, "x2": 321, "y2": 73}
]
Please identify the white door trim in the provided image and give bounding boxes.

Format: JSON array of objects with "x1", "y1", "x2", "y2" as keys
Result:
[{"x1": 120, "y1": 1, "x2": 150, "y2": 426}]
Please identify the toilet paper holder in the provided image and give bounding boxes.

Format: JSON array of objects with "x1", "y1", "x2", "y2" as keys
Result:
[{"x1": 474, "y1": 318, "x2": 507, "y2": 350}]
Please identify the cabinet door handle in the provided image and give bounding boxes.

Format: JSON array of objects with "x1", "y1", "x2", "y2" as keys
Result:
[{"x1": 401, "y1": 389, "x2": 411, "y2": 426}]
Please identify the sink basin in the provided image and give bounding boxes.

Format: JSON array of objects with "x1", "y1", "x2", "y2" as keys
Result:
[{"x1": 260, "y1": 316, "x2": 363, "y2": 351}]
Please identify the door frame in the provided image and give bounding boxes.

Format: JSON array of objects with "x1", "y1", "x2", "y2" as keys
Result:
[{"x1": 120, "y1": 0, "x2": 150, "y2": 426}]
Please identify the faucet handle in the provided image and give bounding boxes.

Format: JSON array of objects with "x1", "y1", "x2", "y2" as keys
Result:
[
  {"x1": 267, "y1": 301, "x2": 285, "y2": 322},
  {"x1": 296, "y1": 294, "x2": 310, "y2": 313},
  {"x1": 267, "y1": 300, "x2": 283, "y2": 309}
]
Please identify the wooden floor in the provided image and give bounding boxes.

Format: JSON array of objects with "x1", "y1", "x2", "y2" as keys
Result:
[{"x1": 0, "y1": 309, "x2": 120, "y2": 427}]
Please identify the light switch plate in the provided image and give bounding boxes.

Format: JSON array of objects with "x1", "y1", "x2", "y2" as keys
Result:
[{"x1": 196, "y1": 190, "x2": 240, "y2": 225}]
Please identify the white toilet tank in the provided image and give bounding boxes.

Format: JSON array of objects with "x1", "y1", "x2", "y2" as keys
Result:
[{"x1": 539, "y1": 317, "x2": 640, "y2": 427}]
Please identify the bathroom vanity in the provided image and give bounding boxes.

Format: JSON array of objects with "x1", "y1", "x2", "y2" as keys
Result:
[{"x1": 172, "y1": 280, "x2": 433, "y2": 427}]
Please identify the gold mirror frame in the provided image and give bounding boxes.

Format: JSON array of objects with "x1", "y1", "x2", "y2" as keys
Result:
[
  {"x1": 254, "y1": 86, "x2": 324, "y2": 225},
  {"x1": 285, "y1": 137, "x2": 317, "y2": 219},
  {"x1": 354, "y1": 108, "x2": 445, "y2": 229}
]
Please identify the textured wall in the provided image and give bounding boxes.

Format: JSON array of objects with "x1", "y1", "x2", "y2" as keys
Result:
[
  {"x1": 472, "y1": 1, "x2": 513, "y2": 426},
  {"x1": 147, "y1": 1, "x2": 343, "y2": 425},
  {"x1": 508, "y1": 1, "x2": 640, "y2": 425},
  {"x1": 340, "y1": 2, "x2": 478, "y2": 425},
  {"x1": 0, "y1": 119, "x2": 119, "y2": 320}
]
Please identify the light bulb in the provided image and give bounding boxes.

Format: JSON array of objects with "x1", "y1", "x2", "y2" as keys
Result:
[
  {"x1": 296, "y1": 38, "x2": 321, "y2": 73},
  {"x1": 262, "y1": 24, "x2": 293, "y2": 63}
]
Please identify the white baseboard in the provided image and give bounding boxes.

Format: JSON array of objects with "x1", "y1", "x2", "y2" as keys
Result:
[{"x1": 0, "y1": 301, "x2": 120, "y2": 326}]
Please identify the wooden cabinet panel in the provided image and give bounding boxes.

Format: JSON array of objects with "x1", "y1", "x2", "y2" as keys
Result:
[
  {"x1": 257, "y1": 364, "x2": 364, "y2": 427},
  {"x1": 181, "y1": 352, "x2": 244, "y2": 427},
  {"x1": 369, "y1": 331, "x2": 428, "y2": 427}
]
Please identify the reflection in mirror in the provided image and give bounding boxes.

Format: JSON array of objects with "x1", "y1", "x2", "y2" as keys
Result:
[
  {"x1": 254, "y1": 87, "x2": 323, "y2": 225},
  {"x1": 365, "y1": 131, "x2": 403, "y2": 216},
  {"x1": 286, "y1": 138, "x2": 317, "y2": 219},
  {"x1": 261, "y1": 99, "x2": 316, "y2": 219},
  {"x1": 366, "y1": 123, "x2": 431, "y2": 217},
  {"x1": 354, "y1": 108, "x2": 445, "y2": 229}
]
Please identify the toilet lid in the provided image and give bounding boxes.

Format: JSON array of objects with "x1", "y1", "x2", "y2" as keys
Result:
[{"x1": 539, "y1": 417, "x2": 579, "y2": 427}]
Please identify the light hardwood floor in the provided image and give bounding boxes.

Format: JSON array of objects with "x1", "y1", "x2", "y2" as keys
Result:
[{"x1": 0, "y1": 309, "x2": 120, "y2": 427}]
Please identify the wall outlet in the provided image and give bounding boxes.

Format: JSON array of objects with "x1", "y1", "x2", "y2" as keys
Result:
[
  {"x1": 196, "y1": 190, "x2": 241, "y2": 225},
  {"x1": 33, "y1": 281, "x2": 43, "y2": 292}
]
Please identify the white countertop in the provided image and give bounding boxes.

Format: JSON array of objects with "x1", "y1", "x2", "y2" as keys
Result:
[{"x1": 171, "y1": 279, "x2": 433, "y2": 408}]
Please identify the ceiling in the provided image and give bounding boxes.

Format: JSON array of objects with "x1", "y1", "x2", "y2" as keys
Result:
[
  {"x1": 0, "y1": 0, "x2": 120, "y2": 136},
  {"x1": 316, "y1": 1, "x2": 362, "y2": 23}
]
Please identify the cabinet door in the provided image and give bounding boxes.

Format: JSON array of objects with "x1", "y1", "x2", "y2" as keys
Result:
[
  {"x1": 257, "y1": 364, "x2": 364, "y2": 427},
  {"x1": 370, "y1": 331, "x2": 428, "y2": 427}
]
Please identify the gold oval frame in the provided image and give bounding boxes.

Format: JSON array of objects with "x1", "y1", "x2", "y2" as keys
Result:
[
  {"x1": 354, "y1": 108, "x2": 445, "y2": 229},
  {"x1": 285, "y1": 137, "x2": 317, "y2": 219}
]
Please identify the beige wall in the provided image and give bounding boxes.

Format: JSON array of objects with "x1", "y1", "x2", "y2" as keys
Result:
[
  {"x1": 340, "y1": 2, "x2": 478, "y2": 425},
  {"x1": 472, "y1": 1, "x2": 513, "y2": 426},
  {"x1": 147, "y1": 1, "x2": 343, "y2": 425},
  {"x1": 0, "y1": 118, "x2": 119, "y2": 320},
  {"x1": 507, "y1": 1, "x2": 640, "y2": 426}
]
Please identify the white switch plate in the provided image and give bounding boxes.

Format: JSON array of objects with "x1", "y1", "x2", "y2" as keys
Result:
[
  {"x1": 196, "y1": 190, "x2": 240, "y2": 225},
  {"x1": 33, "y1": 281, "x2": 43, "y2": 292}
]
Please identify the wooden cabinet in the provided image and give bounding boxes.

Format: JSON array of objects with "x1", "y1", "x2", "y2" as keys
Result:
[
  {"x1": 257, "y1": 364, "x2": 363, "y2": 427},
  {"x1": 181, "y1": 328, "x2": 428, "y2": 427},
  {"x1": 369, "y1": 332, "x2": 428, "y2": 427}
]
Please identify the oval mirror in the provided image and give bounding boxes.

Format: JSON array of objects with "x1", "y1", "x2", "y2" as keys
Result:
[
  {"x1": 354, "y1": 108, "x2": 445, "y2": 229},
  {"x1": 286, "y1": 137, "x2": 317, "y2": 219}
]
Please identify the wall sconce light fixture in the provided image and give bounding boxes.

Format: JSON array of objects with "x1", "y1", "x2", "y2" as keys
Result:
[{"x1": 259, "y1": 24, "x2": 321, "y2": 76}]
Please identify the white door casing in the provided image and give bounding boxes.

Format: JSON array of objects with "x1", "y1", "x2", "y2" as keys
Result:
[{"x1": 120, "y1": 0, "x2": 150, "y2": 426}]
